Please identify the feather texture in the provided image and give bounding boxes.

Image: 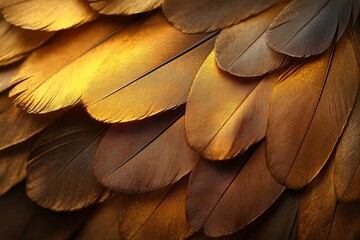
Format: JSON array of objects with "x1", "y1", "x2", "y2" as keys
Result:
[
  {"x1": 215, "y1": 3, "x2": 289, "y2": 77},
  {"x1": 0, "y1": 63, "x2": 20, "y2": 93},
  {"x1": 95, "y1": 108, "x2": 198, "y2": 193},
  {"x1": 26, "y1": 108, "x2": 109, "y2": 211},
  {"x1": 0, "y1": 91, "x2": 61, "y2": 151},
  {"x1": 334, "y1": 91, "x2": 360, "y2": 202},
  {"x1": 82, "y1": 13, "x2": 215, "y2": 123},
  {"x1": 266, "y1": 30, "x2": 360, "y2": 189},
  {"x1": 89, "y1": 0, "x2": 162, "y2": 15},
  {"x1": 9, "y1": 17, "x2": 133, "y2": 114},
  {"x1": 163, "y1": 0, "x2": 281, "y2": 33},
  {"x1": 0, "y1": 17, "x2": 53, "y2": 66},
  {"x1": 0, "y1": 0, "x2": 98, "y2": 31},
  {"x1": 267, "y1": 0, "x2": 360, "y2": 57},
  {"x1": 0, "y1": 139, "x2": 35, "y2": 195},
  {"x1": 186, "y1": 142, "x2": 285, "y2": 237},
  {"x1": 186, "y1": 52, "x2": 275, "y2": 160}
]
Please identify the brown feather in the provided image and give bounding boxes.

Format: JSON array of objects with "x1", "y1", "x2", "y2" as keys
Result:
[
  {"x1": 334, "y1": 91, "x2": 360, "y2": 202},
  {"x1": 26, "y1": 108, "x2": 109, "y2": 211},
  {"x1": 186, "y1": 51, "x2": 275, "y2": 160},
  {"x1": 82, "y1": 12, "x2": 215, "y2": 123},
  {"x1": 163, "y1": 0, "x2": 281, "y2": 33},
  {"x1": 95, "y1": 108, "x2": 198, "y2": 193},
  {"x1": 0, "y1": 0, "x2": 98, "y2": 31},
  {"x1": 186, "y1": 142, "x2": 285, "y2": 237},
  {"x1": 89, "y1": 0, "x2": 162, "y2": 15},
  {"x1": 215, "y1": 3, "x2": 289, "y2": 77},
  {"x1": 9, "y1": 16, "x2": 133, "y2": 114},
  {"x1": 267, "y1": 0, "x2": 359, "y2": 57},
  {"x1": 266, "y1": 30, "x2": 360, "y2": 189},
  {"x1": 0, "y1": 17, "x2": 53, "y2": 66},
  {"x1": 0, "y1": 62, "x2": 21, "y2": 93}
]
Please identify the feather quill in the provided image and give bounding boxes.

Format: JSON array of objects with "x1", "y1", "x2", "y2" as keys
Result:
[
  {"x1": 266, "y1": 30, "x2": 360, "y2": 189},
  {"x1": 186, "y1": 52, "x2": 275, "y2": 160}
]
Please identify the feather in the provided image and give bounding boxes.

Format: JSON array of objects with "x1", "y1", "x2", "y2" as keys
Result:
[
  {"x1": 95, "y1": 107, "x2": 198, "y2": 193},
  {"x1": 0, "y1": 91, "x2": 61, "y2": 151},
  {"x1": 0, "y1": 0, "x2": 98, "y2": 31},
  {"x1": 297, "y1": 156, "x2": 337, "y2": 240},
  {"x1": 0, "y1": 17, "x2": 53, "y2": 66},
  {"x1": 185, "y1": 51, "x2": 275, "y2": 160},
  {"x1": 26, "y1": 108, "x2": 109, "y2": 211},
  {"x1": 266, "y1": 30, "x2": 360, "y2": 189},
  {"x1": 334, "y1": 91, "x2": 360, "y2": 202},
  {"x1": 328, "y1": 201, "x2": 360, "y2": 240},
  {"x1": 215, "y1": 3, "x2": 289, "y2": 77},
  {"x1": 267, "y1": 0, "x2": 360, "y2": 57},
  {"x1": 88, "y1": 0, "x2": 162, "y2": 15},
  {"x1": 0, "y1": 139, "x2": 35, "y2": 195},
  {"x1": 0, "y1": 184, "x2": 89, "y2": 239},
  {"x1": 162, "y1": 0, "x2": 281, "y2": 33},
  {"x1": 186, "y1": 142, "x2": 285, "y2": 237},
  {"x1": 0, "y1": 62, "x2": 21, "y2": 93},
  {"x1": 82, "y1": 13, "x2": 215, "y2": 123},
  {"x1": 9, "y1": 16, "x2": 133, "y2": 114}
]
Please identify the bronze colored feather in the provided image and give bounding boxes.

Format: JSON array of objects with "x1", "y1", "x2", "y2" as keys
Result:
[
  {"x1": 95, "y1": 108, "x2": 198, "y2": 193},
  {"x1": 163, "y1": 0, "x2": 281, "y2": 33},
  {"x1": 334, "y1": 91, "x2": 360, "y2": 202},
  {"x1": 0, "y1": 0, "x2": 98, "y2": 31},
  {"x1": 0, "y1": 139, "x2": 35, "y2": 195},
  {"x1": 0, "y1": 62, "x2": 20, "y2": 93},
  {"x1": 215, "y1": 3, "x2": 289, "y2": 77},
  {"x1": 0, "y1": 17, "x2": 53, "y2": 66},
  {"x1": 0, "y1": 91, "x2": 61, "y2": 151},
  {"x1": 267, "y1": 0, "x2": 359, "y2": 57},
  {"x1": 89, "y1": 0, "x2": 162, "y2": 15},
  {"x1": 186, "y1": 51, "x2": 275, "y2": 160},
  {"x1": 9, "y1": 16, "x2": 133, "y2": 114},
  {"x1": 186, "y1": 142, "x2": 285, "y2": 237},
  {"x1": 266, "y1": 30, "x2": 360, "y2": 189},
  {"x1": 26, "y1": 108, "x2": 109, "y2": 211},
  {"x1": 82, "y1": 13, "x2": 215, "y2": 123}
]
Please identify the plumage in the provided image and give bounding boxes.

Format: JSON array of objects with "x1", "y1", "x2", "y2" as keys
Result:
[
  {"x1": 186, "y1": 142, "x2": 285, "y2": 237},
  {"x1": 267, "y1": 0, "x2": 360, "y2": 57},
  {"x1": 9, "y1": 17, "x2": 132, "y2": 114},
  {"x1": 82, "y1": 13, "x2": 215, "y2": 123},
  {"x1": 26, "y1": 108, "x2": 109, "y2": 211},
  {"x1": 0, "y1": 139, "x2": 34, "y2": 195},
  {"x1": 163, "y1": 0, "x2": 281, "y2": 33},
  {"x1": 95, "y1": 108, "x2": 198, "y2": 193},
  {"x1": 0, "y1": 0, "x2": 98, "y2": 31},
  {"x1": 334, "y1": 91, "x2": 360, "y2": 202},
  {"x1": 215, "y1": 3, "x2": 289, "y2": 77},
  {"x1": 88, "y1": 0, "x2": 162, "y2": 15},
  {"x1": 0, "y1": 62, "x2": 20, "y2": 93},
  {"x1": 186, "y1": 52, "x2": 275, "y2": 160},
  {"x1": 0, "y1": 91, "x2": 61, "y2": 151},
  {"x1": 297, "y1": 156, "x2": 337, "y2": 240},
  {"x1": 0, "y1": 17, "x2": 53, "y2": 66},
  {"x1": 0, "y1": 184, "x2": 89, "y2": 239},
  {"x1": 266, "y1": 30, "x2": 360, "y2": 189}
]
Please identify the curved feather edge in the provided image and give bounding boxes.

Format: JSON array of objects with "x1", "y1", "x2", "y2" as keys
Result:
[{"x1": 88, "y1": 0, "x2": 162, "y2": 15}]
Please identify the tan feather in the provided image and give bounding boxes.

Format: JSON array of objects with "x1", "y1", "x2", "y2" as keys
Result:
[
  {"x1": 82, "y1": 13, "x2": 215, "y2": 123},
  {"x1": 267, "y1": 0, "x2": 359, "y2": 57},
  {"x1": 186, "y1": 142, "x2": 285, "y2": 237},
  {"x1": 334, "y1": 91, "x2": 360, "y2": 202},
  {"x1": 0, "y1": 63, "x2": 21, "y2": 93},
  {"x1": 186, "y1": 51, "x2": 276, "y2": 160},
  {"x1": 95, "y1": 108, "x2": 198, "y2": 193},
  {"x1": 163, "y1": 0, "x2": 281, "y2": 33},
  {"x1": 0, "y1": 17, "x2": 53, "y2": 66},
  {"x1": 9, "y1": 16, "x2": 133, "y2": 114},
  {"x1": 215, "y1": 3, "x2": 289, "y2": 77},
  {"x1": 0, "y1": 91, "x2": 61, "y2": 151},
  {"x1": 0, "y1": 0, "x2": 98, "y2": 31},
  {"x1": 89, "y1": 0, "x2": 162, "y2": 15},
  {"x1": 26, "y1": 108, "x2": 109, "y2": 211},
  {"x1": 266, "y1": 30, "x2": 360, "y2": 189}
]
